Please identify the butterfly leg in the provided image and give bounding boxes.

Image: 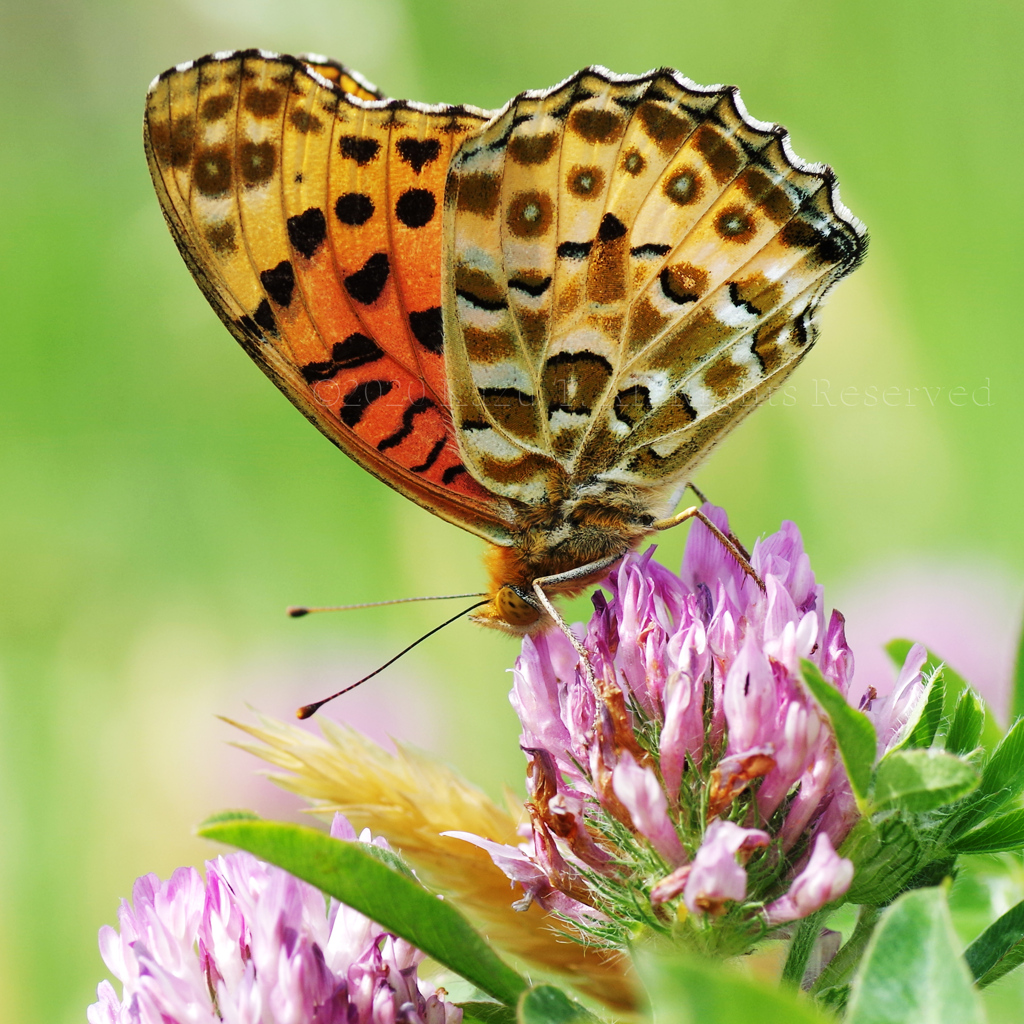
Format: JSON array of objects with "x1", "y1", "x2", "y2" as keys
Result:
[
  {"x1": 686, "y1": 481, "x2": 711, "y2": 505},
  {"x1": 530, "y1": 553, "x2": 627, "y2": 689},
  {"x1": 652, "y1": 506, "x2": 765, "y2": 593},
  {"x1": 683, "y1": 483, "x2": 752, "y2": 561}
]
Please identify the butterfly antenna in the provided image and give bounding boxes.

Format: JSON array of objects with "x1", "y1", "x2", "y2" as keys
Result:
[
  {"x1": 288, "y1": 593, "x2": 487, "y2": 617},
  {"x1": 296, "y1": 598, "x2": 490, "y2": 719}
]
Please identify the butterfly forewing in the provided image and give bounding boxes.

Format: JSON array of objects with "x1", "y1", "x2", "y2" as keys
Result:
[
  {"x1": 145, "y1": 51, "x2": 515, "y2": 544},
  {"x1": 443, "y1": 67, "x2": 864, "y2": 510}
]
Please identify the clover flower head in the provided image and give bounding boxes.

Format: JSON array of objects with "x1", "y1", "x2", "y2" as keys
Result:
[
  {"x1": 459, "y1": 508, "x2": 923, "y2": 952},
  {"x1": 88, "y1": 815, "x2": 461, "y2": 1024}
]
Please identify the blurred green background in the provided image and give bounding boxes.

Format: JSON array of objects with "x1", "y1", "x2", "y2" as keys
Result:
[{"x1": 1, "y1": 1, "x2": 1022, "y2": 1020}]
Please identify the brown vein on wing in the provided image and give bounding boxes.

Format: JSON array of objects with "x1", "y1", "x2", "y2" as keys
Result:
[
  {"x1": 561, "y1": 75, "x2": 700, "y2": 461},
  {"x1": 584, "y1": 80, "x2": 856, "y2": 447},
  {"x1": 546, "y1": 78, "x2": 620, "y2": 456},
  {"x1": 618, "y1": 274, "x2": 823, "y2": 457},
  {"x1": 567, "y1": 76, "x2": 678, "y2": 460},
  {"x1": 460, "y1": 101, "x2": 547, "y2": 457},
  {"x1": 174, "y1": 63, "x2": 252, "y2": 330},
  {"x1": 618, "y1": 188, "x2": 844, "y2": 389},
  {"x1": 497, "y1": 99, "x2": 550, "y2": 455},
  {"x1": 282, "y1": 62, "x2": 333, "y2": 371}
]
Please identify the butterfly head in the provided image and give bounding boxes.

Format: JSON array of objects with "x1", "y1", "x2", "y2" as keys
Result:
[{"x1": 472, "y1": 540, "x2": 631, "y2": 635}]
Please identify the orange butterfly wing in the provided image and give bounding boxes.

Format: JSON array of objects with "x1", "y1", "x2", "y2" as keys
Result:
[{"x1": 144, "y1": 50, "x2": 514, "y2": 545}]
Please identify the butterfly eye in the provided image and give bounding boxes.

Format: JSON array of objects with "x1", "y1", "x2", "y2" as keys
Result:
[{"x1": 495, "y1": 586, "x2": 541, "y2": 627}]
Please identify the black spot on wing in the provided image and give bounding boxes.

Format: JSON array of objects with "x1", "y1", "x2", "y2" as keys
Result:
[
  {"x1": 252, "y1": 298, "x2": 277, "y2": 334},
  {"x1": 597, "y1": 213, "x2": 627, "y2": 242},
  {"x1": 235, "y1": 312, "x2": 264, "y2": 342},
  {"x1": 613, "y1": 384, "x2": 652, "y2": 428},
  {"x1": 549, "y1": 87, "x2": 596, "y2": 121},
  {"x1": 456, "y1": 287, "x2": 508, "y2": 311},
  {"x1": 644, "y1": 86, "x2": 674, "y2": 104},
  {"x1": 727, "y1": 281, "x2": 760, "y2": 318},
  {"x1": 344, "y1": 253, "x2": 390, "y2": 305},
  {"x1": 441, "y1": 464, "x2": 467, "y2": 484},
  {"x1": 676, "y1": 391, "x2": 698, "y2": 421},
  {"x1": 395, "y1": 188, "x2": 436, "y2": 228},
  {"x1": 335, "y1": 192, "x2": 374, "y2": 225},
  {"x1": 287, "y1": 207, "x2": 327, "y2": 259},
  {"x1": 479, "y1": 388, "x2": 534, "y2": 404},
  {"x1": 543, "y1": 351, "x2": 613, "y2": 416},
  {"x1": 300, "y1": 333, "x2": 385, "y2": 383},
  {"x1": 780, "y1": 219, "x2": 860, "y2": 267},
  {"x1": 817, "y1": 230, "x2": 858, "y2": 266},
  {"x1": 556, "y1": 240, "x2": 593, "y2": 260},
  {"x1": 631, "y1": 243, "x2": 672, "y2": 259},
  {"x1": 611, "y1": 92, "x2": 643, "y2": 110},
  {"x1": 194, "y1": 147, "x2": 232, "y2": 196},
  {"x1": 333, "y1": 333, "x2": 385, "y2": 368},
  {"x1": 396, "y1": 137, "x2": 441, "y2": 173},
  {"x1": 338, "y1": 135, "x2": 381, "y2": 164},
  {"x1": 377, "y1": 397, "x2": 436, "y2": 452},
  {"x1": 411, "y1": 436, "x2": 447, "y2": 474},
  {"x1": 660, "y1": 266, "x2": 700, "y2": 305},
  {"x1": 409, "y1": 307, "x2": 443, "y2": 354},
  {"x1": 508, "y1": 276, "x2": 552, "y2": 298},
  {"x1": 260, "y1": 260, "x2": 295, "y2": 307},
  {"x1": 300, "y1": 359, "x2": 335, "y2": 383},
  {"x1": 340, "y1": 379, "x2": 393, "y2": 427}
]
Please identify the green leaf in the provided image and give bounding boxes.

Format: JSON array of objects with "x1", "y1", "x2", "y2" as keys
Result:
[
  {"x1": 949, "y1": 719, "x2": 1024, "y2": 838},
  {"x1": 461, "y1": 1003, "x2": 519, "y2": 1024},
  {"x1": 974, "y1": 717, "x2": 1024, "y2": 810},
  {"x1": 964, "y1": 899, "x2": 1024, "y2": 987},
  {"x1": 517, "y1": 986, "x2": 604, "y2": 1024},
  {"x1": 1011, "y1": 607, "x2": 1024, "y2": 723},
  {"x1": 949, "y1": 809, "x2": 1024, "y2": 855},
  {"x1": 801, "y1": 659, "x2": 876, "y2": 804},
  {"x1": 840, "y1": 817, "x2": 923, "y2": 906},
  {"x1": 199, "y1": 818, "x2": 527, "y2": 1006},
  {"x1": 946, "y1": 689, "x2": 986, "y2": 756},
  {"x1": 873, "y1": 749, "x2": 979, "y2": 812},
  {"x1": 199, "y1": 809, "x2": 261, "y2": 825},
  {"x1": 845, "y1": 886, "x2": 985, "y2": 1024},
  {"x1": 816, "y1": 984, "x2": 850, "y2": 1015},
  {"x1": 636, "y1": 950, "x2": 832, "y2": 1024},
  {"x1": 902, "y1": 668, "x2": 945, "y2": 749},
  {"x1": 356, "y1": 841, "x2": 417, "y2": 878},
  {"x1": 885, "y1": 640, "x2": 1002, "y2": 751}
]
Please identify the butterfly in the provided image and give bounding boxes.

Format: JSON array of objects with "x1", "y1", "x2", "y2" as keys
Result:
[{"x1": 145, "y1": 49, "x2": 865, "y2": 645}]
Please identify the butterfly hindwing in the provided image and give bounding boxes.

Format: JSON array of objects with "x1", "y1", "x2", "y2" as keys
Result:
[
  {"x1": 145, "y1": 51, "x2": 514, "y2": 543},
  {"x1": 443, "y1": 67, "x2": 865, "y2": 509}
]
